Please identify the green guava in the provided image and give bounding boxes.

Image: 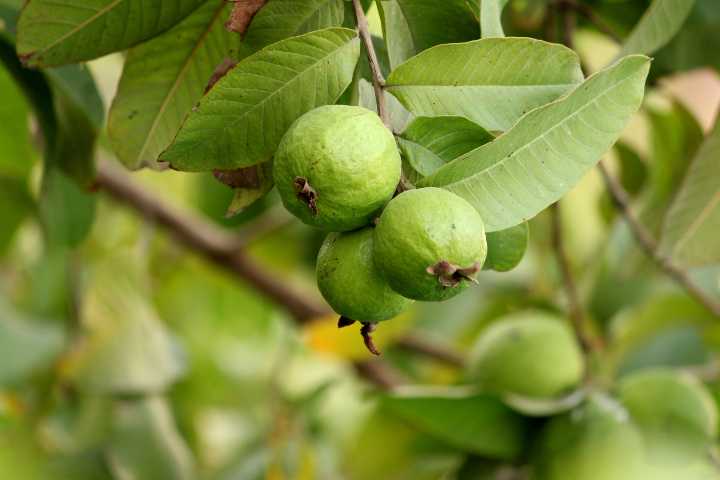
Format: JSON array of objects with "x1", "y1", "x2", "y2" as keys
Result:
[
  {"x1": 316, "y1": 228, "x2": 412, "y2": 323},
  {"x1": 532, "y1": 395, "x2": 646, "y2": 480},
  {"x1": 618, "y1": 368, "x2": 718, "y2": 465},
  {"x1": 273, "y1": 105, "x2": 401, "y2": 231},
  {"x1": 468, "y1": 311, "x2": 584, "y2": 398},
  {"x1": 372, "y1": 187, "x2": 487, "y2": 301}
]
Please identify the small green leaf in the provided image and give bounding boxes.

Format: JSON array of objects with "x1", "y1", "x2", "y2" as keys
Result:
[
  {"x1": 618, "y1": 0, "x2": 696, "y2": 57},
  {"x1": 386, "y1": 37, "x2": 584, "y2": 132},
  {"x1": 16, "y1": 0, "x2": 206, "y2": 67},
  {"x1": 39, "y1": 167, "x2": 96, "y2": 248},
  {"x1": 225, "y1": 162, "x2": 274, "y2": 217},
  {"x1": 108, "y1": 0, "x2": 247, "y2": 169},
  {"x1": 420, "y1": 55, "x2": 650, "y2": 232},
  {"x1": 660, "y1": 115, "x2": 720, "y2": 267},
  {"x1": 480, "y1": 0, "x2": 509, "y2": 38},
  {"x1": 160, "y1": 27, "x2": 360, "y2": 171},
  {"x1": 398, "y1": 116, "x2": 493, "y2": 179},
  {"x1": 483, "y1": 222, "x2": 528, "y2": 272},
  {"x1": 382, "y1": 386, "x2": 527, "y2": 459}
]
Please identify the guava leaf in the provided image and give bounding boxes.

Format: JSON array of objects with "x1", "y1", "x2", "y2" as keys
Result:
[
  {"x1": 398, "y1": 116, "x2": 494, "y2": 180},
  {"x1": 618, "y1": 0, "x2": 696, "y2": 57},
  {"x1": 244, "y1": 0, "x2": 345, "y2": 49},
  {"x1": 419, "y1": 55, "x2": 650, "y2": 232},
  {"x1": 16, "y1": 0, "x2": 205, "y2": 67},
  {"x1": 108, "y1": 1, "x2": 246, "y2": 170},
  {"x1": 39, "y1": 167, "x2": 96, "y2": 248},
  {"x1": 376, "y1": 0, "x2": 478, "y2": 69},
  {"x1": 660, "y1": 115, "x2": 720, "y2": 267},
  {"x1": 483, "y1": 222, "x2": 529, "y2": 272},
  {"x1": 358, "y1": 78, "x2": 412, "y2": 133},
  {"x1": 225, "y1": 162, "x2": 274, "y2": 217},
  {"x1": 159, "y1": 27, "x2": 360, "y2": 171},
  {"x1": 481, "y1": 0, "x2": 510, "y2": 38},
  {"x1": 386, "y1": 37, "x2": 584, "y2": 132},
  {"x1": 0, "y1": 63, "x2": 34, "y2": 179},
  {"x1": 381, "y1": 386, "x2": 527, "y2": 459}
]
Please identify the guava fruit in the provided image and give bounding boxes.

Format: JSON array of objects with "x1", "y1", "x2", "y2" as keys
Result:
[
  {"x1": 468, "y1": 311, "x2": 584, "y2": 398},
  {"x1": 532, "y1": 395, "x2": 647, "y2": 480},
  {"x1": 618, "y1": 368, "x2": 718, "y2": 464},
  {"x1": 316, "y1": 228, "x2": 413, "y2": 353},
  {"x1": 273, "y1": 105, "x2": 401, "y2": 231},
  {"x1": 373, "y1": 187, "x2": 487, "y2": 301}
]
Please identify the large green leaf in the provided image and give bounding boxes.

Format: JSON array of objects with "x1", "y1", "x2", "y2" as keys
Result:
[
  {"x1": 16, "y1": 0, "x2": 205, "y2": 67},
  {"x1": 159, "y1": 27, "x2": 360, "y2": 171},
  {"x1": 386, "y1": 38, "x2": 584, "y2": 132},
  {"x1": 376, "y1": 0, "x2": 478, "y2": 69},
  {"x1": 244, "y1": 0, "x2": 345, "y2": 48},
  {"x1": 660, "y1": 115, "x2": 720, "y2": 267},
  {"x1": 618, "y1": 0, "x2": 696, "y2": 57},
  {"x1": 108, "y1": 1, "x2": 246, "y2": 170},
  {"x1": 480, "y1": 0, "x2": 510, "y2": 38},
  {"x1": 419, "y1": 55, "x2": 650, "y2": 232},
  {"x1": 382, "y1": 386, "x2": 527, "y2": 459}
]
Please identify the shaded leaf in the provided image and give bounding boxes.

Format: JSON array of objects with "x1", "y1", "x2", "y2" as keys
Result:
[
  {"x1": 483, "y1": 222, "x2": 529, "y2": 272},
  {"x1": 39, "y1": 167, "x2": 96, "y2": 248},
  {"x1": 0, "y1": 62, "x2": 34, "y2": 178},
  {"x1": 108, "y1": 0, "x2": 247, "y2": 169},
  {"x1": 481, "y1": 0, "x2": 510, "y2": 38},
  {"x1": 160, "y1": 27, "x2": 360, "y2": 171},
  {"x1": 16, "y1": 0, "x2": 205, "y2": 67},
  {"x1": 618, "y1": 0, "x2": 696, "y2": 57},
  {"x1": 386, "y1": 37, "x2": 584, "y2": 132},
  {"x1": 225, "y1": 161, "x2": 274, "y2": 217},
  {"x1": 376, "y1": 0, "x2": 478, "y2": 69},
  {"x1": 660, "y1": 115, "x2": 720, "y2": 266},
  {"x1": 382, "y1": 386, "x2": 527, "y2": 459},
  {"x1": 420, "y1": 55, "x2": 650, "y2": 232},
  {"x1": 0, "y1": 178, "x2": 33, "y2": 252}
]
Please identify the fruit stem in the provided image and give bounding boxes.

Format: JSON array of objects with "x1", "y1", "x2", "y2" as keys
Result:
[
  {"x1": 360, "y1": 322, "x2": 381, "y2": 356},
  {"x1": 293, "y1": 177, "x2": 318, "y2": 215}
]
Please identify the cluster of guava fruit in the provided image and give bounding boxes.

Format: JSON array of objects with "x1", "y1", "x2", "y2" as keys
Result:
[
  {"x1": 467, "y1": 311, "x2": 720, "y2": 480},
  {"x1": 273, "y1": 105, "x2": 487, "y2": 353}
]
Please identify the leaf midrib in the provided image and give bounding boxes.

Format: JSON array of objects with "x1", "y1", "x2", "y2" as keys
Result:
[
  {"x1": 386, "y1": 83, "x2": 578, "y2": 89},
  {"x1": 671, "y1": 190, "x2": 720, "y2": 256}
]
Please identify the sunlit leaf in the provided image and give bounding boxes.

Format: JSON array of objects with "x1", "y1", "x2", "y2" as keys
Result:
[{"x1": 480, "y1": 0, "x2": 509, "y2": 38}]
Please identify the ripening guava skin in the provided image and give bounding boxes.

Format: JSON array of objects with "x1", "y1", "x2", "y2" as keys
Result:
[
  {"x1": 618, "y1": 369, "x2": 718, "y2": 464},
  {"x1": 316, "y1": 228, "x2": 413, "y2": 322},
  {"x1": 273, "y1": 105, "x2": 401, "y2": 231},
  {"x1": 468, "y1": 311, "x2": 584, "y2": 398},
  {"x1": 532, "y1": 395, "x2": 647, "y2": 480},
  {"x1": 372, "y1": 187, "x2": 487, "y2": 301}
]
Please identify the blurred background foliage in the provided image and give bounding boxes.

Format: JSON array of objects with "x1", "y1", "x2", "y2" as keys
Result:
[{"x1": 0, "y1": 0, "x2": 719, "y2": 478}]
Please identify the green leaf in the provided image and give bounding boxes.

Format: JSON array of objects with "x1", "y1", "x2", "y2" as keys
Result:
[
  {"x1": 376, "y1": 0, "x2": 479, "y2": 69},
  {"x1": 16, "y1": 0, "x2": 205, "y2": 67},
  {"x1": 358, "y1": 77, "x2": 412, "y2": 133},
  {"x1": 480, "y1": 0, "x2": 509, "y2": 38},
  {"x1": 386, "y1": 38, "x2": 584, "y2": 132},
  {"x1": 0, "y1": 298, "x2": 65, "y2": 386},
  {"x1": 108, "y1": 1, "x2": 246, "y2": 170},
  {"x1": 39, "y1": 167, "x2": 96, "y2": 248},
  {"x1": 159, "y1": 27, "x2": 360, "y2": 171},
  {"x1": 618, "y1": 0, "x2": 696, "y2": 57},
  {"x1": 419, "y1": 55, "x2": 650, "y2": 232},
  {"x1": 660, "y1": 115, "x2": 720, "y2": 267},
  {"x1": 225, "y1": 162, "x2": 275, "y2": 217},
  {"x1": 0, "y1": 63, "x2": 34, "y2": 178},
  {"x1": 397, "y1": 115, "x2": 493, "y2": 179},
  {"x1": 244, "y1": 0, "x2": 345, "y2": 49},
  {"x1": 0, "y1": 178, "x2": 33, "y2": 252},
  {"x1": 108, "y1": 397, "x2": 195, "y2": 480},
  {"x1": 483, "y1": 222, "x2": 529, "y2": 272},
  {"x1": 382, "y1": 386, "x2": 527, "y2": 459}
]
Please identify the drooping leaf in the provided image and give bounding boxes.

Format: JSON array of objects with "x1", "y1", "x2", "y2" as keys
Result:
[
  {"x1": 376, "y1": 0, "x2": 479, "y2": 69},
  {"x1": 381, "y1": 386, "x2": 527, "y2": 459},
  {"x1": 39, "y1": 167, "x2": 96, "y2": 248},
  {"x1": 480, "y1": 0, "x2": 510, "y2": 38},
  {"x1": 16, "y1": 0, "x2": 205, "y2": 67},
  {"x1": 108, "y1": 0, "x2": 247, "y2": 169},
  {"x1": 108, "y1": 397, "x2": 195, "y2": 480},
  {"x1": 225, "y1": 161, "x2": 274, "y2": 217},
  {"x1": 386, "y1": 38, "x2": 584, "y2": 132},
  {"x1": 618, "y1": 0, "x2": 696, "y2": 57},
  {"x1": 660, "y1": 115, "x2": 720, "y2": 267},
  {"x1": 419, "y1": 55, "x2": 650, "y2": 232},
  {"x1": 244, "y1": 0, "x2": 345, "y2": 48},
  {"x1": 397, "y1": 115, "x2": 493, "y2": 180},
  {"x1": 159, "y1": 27, "x2": 360, "y2": 171},
  {"x1": 483, "y1": 222, "x2": 529, "y2": 272}
]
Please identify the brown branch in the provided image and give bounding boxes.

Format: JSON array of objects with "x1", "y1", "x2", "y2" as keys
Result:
[
  {"x1": 395, "y1": 334, "x2": 466, "y2": 368},
  {"x1": 94, "y1": 161, "x2": 327, "y2": 323},
  {"x1": 225, "y1": 0, "x2": 266, "y2": 36},
  {"x1": 351, "y1": 0, "x2": 389, "y2": 127},
  {"x1": 353, "y1": 359, "x2": 407, "y2": 391},
  {"x1": 597, "y1": 161, "x2": 720, "y2": 317}
]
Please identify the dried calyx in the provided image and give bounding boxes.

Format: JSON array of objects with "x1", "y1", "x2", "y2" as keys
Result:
[
  {"x1": 337, "y1": 316, "x2": 381, "y2": 356},
  {"x1": 426, "y1": 260, "x2": 480, "y2": 288},
  {"x1": 293, "y1": 177, "x2": 317, "y2": 215}
]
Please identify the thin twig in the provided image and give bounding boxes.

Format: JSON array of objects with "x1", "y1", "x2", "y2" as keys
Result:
[
  {"x1": 395, "y1": 334, "x2": 466, "y2": 368},
  {"x1": 597, "y1": 161, "x2": 720, "y2": 317},
  {"x1": 353, "y1": 359, "x2": 406, "y2": 391}
]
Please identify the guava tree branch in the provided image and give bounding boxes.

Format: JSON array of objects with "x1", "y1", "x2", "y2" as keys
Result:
[
  {"x1": 395, "y1": 333, "x2": 466, "y2": 367},
  {"x1": 597, "y1": 161, "x2": 720, "y2": 317}
]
